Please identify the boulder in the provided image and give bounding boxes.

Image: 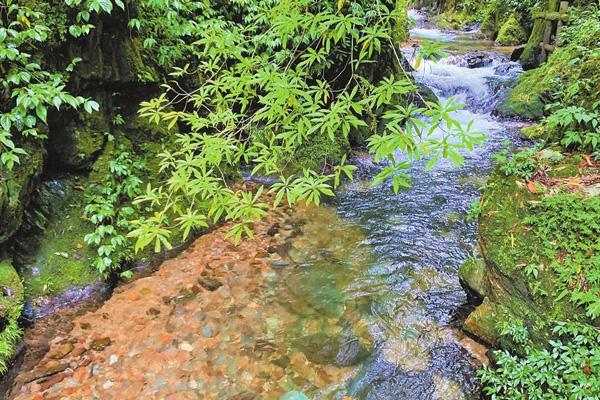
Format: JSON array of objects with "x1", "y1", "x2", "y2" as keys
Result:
[
  {"x1": 495, "y1": 15, "x2": 526, "y2": 46},
  {"x1": 462, "y1": 169, "x2": 588, "y2": 350},
  {"x1": 48, "y1": 110, "x2": 109, "y2": 169},
  {"x1": 458, "y1": 257, "x2": 486, "y2": 300},
  {"x1": 0, "y1": 141, "x2": 45, "y2": 245},
  {"x1": 462, "y1": 51, "x2": 498, "y2": 69}
]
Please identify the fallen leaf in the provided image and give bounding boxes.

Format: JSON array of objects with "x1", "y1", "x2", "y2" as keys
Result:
[{"x1": 527, "y1": 181, "x2": 538, "y2": 193}]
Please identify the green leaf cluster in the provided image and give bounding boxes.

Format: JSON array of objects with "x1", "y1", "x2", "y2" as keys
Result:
[
  {"x1": 480, "y1": 322, "x2": 600, "y2": 400},
  {"x1": 126, "y1": 0, "x2": 485, "y2": 251}
]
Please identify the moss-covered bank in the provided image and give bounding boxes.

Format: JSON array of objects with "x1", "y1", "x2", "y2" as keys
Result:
[{"x1": 461, "y1": 153, "x2": 599, "y2": 350}]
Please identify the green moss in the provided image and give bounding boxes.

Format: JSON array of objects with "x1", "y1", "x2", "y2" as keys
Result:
[
  {"x1": 123, "y1": 114, "x2": 173, "y2": 146},
  {"x1": 0, "y1": 260, "x2": 24, "y2": 373},
  {"x1": 121, "y1": 38, "x2": 159, "y2": 83},
  {"x1": 49, "y1": 110, "x2": 109, "y2": 169},
  {"x1": 0, "y1": 141, "x2": 45, "y2": 245},
  {"x1": 495, "y1": 14, "x2": 526, "y2": 46},
  {"x1": 20, "y1": 180, "x2": 99, "y2": 298}
]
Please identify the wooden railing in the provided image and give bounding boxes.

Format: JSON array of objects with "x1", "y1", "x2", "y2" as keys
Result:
[{"x1": 539, "y1": 0, "x2": 570, "y2": 62}]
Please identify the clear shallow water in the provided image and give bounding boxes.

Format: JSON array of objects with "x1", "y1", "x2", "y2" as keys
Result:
[
  {"x1": 9, "y1": 16, "x2": 528, "y2": 400},
  {"x1": 407, "y1": 9, "x2": 515, "y2": 55},
  {"x1": 263, "y1": 23, "x2": 527, "y2": 400}
]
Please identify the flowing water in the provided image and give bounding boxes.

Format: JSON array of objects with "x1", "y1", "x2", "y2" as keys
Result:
[
  {"x1": 253, "y1": 14, "x2": 528, "y2": 399},
  {"x1": 8, "y1": 12, "x2": 530, "y2": 400}
]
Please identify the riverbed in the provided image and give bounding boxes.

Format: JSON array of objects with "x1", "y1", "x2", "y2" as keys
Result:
[{"x1": 7, "y1": 11, "x2": 529, "y2": 400}]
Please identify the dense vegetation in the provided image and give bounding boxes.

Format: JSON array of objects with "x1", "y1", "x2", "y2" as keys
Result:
[
  {"x1": 458, "y1": 2, "x2": 600, "y2": 398},
  {"x1": 1, "y1": 0, "x2": 600, "y2": 398},
  {"x1": 0, "y1": 0, "x2": 489, "y2": 373}
]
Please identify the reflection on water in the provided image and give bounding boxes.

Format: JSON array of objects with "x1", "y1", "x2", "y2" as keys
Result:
[{"x1": 257, "y1": 19, "x2": 527, "y2": 400}]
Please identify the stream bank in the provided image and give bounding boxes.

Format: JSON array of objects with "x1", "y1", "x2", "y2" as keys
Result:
[{"x1": 5, "y1": 12, "x2": 532, "y2": 399}]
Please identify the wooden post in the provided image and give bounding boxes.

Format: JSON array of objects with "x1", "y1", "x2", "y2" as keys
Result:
[
  {"x1": 540, "y1": 18, "x2": 553, "y2": 62},
  {"x1": 539, "y1": 0, "x2": 569, "y2": 63},
  {"x1": 556, "y1": 1, "x2": 569, "y2": 47}
]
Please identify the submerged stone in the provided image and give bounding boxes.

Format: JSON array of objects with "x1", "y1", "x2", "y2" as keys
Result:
[
  {"x1": 293, "y1": 331, "x2": 369, "y2": 367},
  {"x1": 279, "y1": 391, "x2": 309, "y2": 400},
  {"x1": 47, "y1": 343, "x2": 74, "y2": 360},
  {"x1": 90, "y1": 337, "x2": 112, "y2": 351},
  {"x1": 198, "y1": 277, "x2": 222, "y2": 291}
]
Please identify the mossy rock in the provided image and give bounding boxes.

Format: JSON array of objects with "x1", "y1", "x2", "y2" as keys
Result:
[
  {"x1": 501, "y1": 40, "x2": 597, "y2": 123},
  {"x1": 463, "y1": 297, "x2": 500, "y2": 346},
  {"x1": 16, "y1": 178, "x2": 99, "y2": 298},
  {"x1": 496, "y1": 57, "x2": 563, "y2": 120},
  {"x1": 459, "y1": 257, "x2": 486, "y2": 299},
  {"x1": 464, "y1": 168, "x2": 589, "y2": 351},
  {"x1": 0, "y1": 141, "x2": 45, "y2": 245},
  {"x1": 495, "y1": 15, "x2": 526, "y2": 46},
  {"x1": 496, "y1": 74, "x2": 546, "y2": 120},
  {"x1": 48, "y1": 110, "x2": 109, "y2": 169},
  {"x1": 0, "y1": 260, "x2": 24, "y2": 373},
  {"x1": 73, "y1": 19, "x2": 158, "y2": 84},
  {"x1": 123, "y1": 115, "x2": 173, "y2": 146}
]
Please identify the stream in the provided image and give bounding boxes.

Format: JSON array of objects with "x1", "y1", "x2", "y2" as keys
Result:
[
  {"x1": 8, "y1": 11, "x2": 529, "y2": 400},
  {"x1": 250, "y1": 13, "x2": 528, "y2": 399}
]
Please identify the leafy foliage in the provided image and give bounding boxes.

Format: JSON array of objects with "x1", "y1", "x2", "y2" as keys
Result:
[
  {"x1": 480, "y1": 322, "x2": 600, "y2": 400},
  {"x1": 0, "y1": 0, "x2": 121, "y2": 170},
  {"x1": 84, "y1": 144, "x2": 145, "y2": 277},
  {"x1": 127, "y1": 0, "x2": 485, "y2": 251},
  {"x1": 528, "y1": 5, "x2": 600, "y2": 155},
  {"x1": 524, "y1": 194, "x2": 600, "y2": 319}
]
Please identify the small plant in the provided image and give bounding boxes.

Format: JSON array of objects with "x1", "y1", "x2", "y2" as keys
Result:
[
  {"x1": 494, "y1": 145, "x2": 564, "y2": 180},
  {"x1": 466, "y1": 198, "x2": 482, "y2": 221},
  {"x1": 494, "y1": 146, "x2": 540, "y2": 180},
  {"x1": 480, "y1": 322, "x2": 600, "y2": 400},
  {"x1": 83, "y1": 146, "x2": 145, "y2": 276}
]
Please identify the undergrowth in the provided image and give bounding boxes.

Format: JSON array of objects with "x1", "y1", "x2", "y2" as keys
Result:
[{"x1": 480, "y1": 321, "x2": 600, "y2": 399}]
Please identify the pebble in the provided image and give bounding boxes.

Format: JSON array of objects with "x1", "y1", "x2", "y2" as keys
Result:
[
  {"x1": 102, "y1": 380, "x2": 114, "y2": 390},
  {"x1": 108, "y1": 355, "x2": 118, "y2": 365},
  {"x1": 270, "y1": 260, "x2": 290, "y2": 269},
  {"x1": 155, "y1": 380, "x2": 167, "y2": 389},
  {"x1": 90, "y1": 337, "x2": 111, "y2": 351},
  {"x1": 202, "y1": 326, "x2": 213, "y2": 338},
  {"x1": 180, "y1": 342, "x2": 194, "y2": 352}
]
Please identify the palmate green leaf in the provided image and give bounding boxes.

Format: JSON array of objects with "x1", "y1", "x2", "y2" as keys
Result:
[{"x1": 122, "y1": 0, "x2": 488, "y2": 252}]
